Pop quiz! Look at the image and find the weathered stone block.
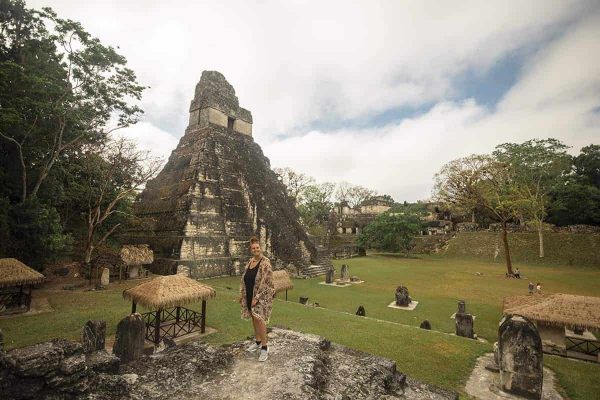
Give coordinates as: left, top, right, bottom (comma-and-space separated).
395, 285, 412, 307
455, 313, 474, 338
59, 353, 87, 375
420, 320, 432, 330
112, 313, 145, 363
100, 267, 110, 287
457, 300, 466, 314
82, 320, 106, 353
85, 351, 120, 374
325, 267, 335, 284
340, 264, 349, 281
6, 339, 80, 377
498, 315, 543, 399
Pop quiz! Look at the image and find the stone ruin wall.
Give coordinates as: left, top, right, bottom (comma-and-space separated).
128, 71, 318, 278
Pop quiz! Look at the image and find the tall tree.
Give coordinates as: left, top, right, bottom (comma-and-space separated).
572, 144, 600, 188
297, 182, 335, 232
0, 1, 145, 202
433, 154, 520, 274
274, 167, 315, 205
81, 138, 161, 263
335, 182, 376, 208
493, 139, 571, 258
357, 213, 422, 256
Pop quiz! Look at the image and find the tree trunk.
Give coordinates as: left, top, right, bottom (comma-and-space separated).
471, 210, 476, 223
84, 224, 95, 264
84, 245, 94, 264
501, 221, 513, 275
537, 222, 544, 258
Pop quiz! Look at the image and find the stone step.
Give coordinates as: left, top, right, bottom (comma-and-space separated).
301, 264, 330, 277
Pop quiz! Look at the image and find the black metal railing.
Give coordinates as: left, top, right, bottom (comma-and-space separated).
141, 305, 205, 344
566, 336, 600, 357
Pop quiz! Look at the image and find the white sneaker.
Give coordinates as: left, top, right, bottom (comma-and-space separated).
246, 342, 261, 352
258, 348, 269, 362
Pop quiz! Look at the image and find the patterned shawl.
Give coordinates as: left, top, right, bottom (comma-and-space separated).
239, 256, 275, 324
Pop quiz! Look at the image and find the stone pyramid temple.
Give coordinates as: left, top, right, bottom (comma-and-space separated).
129, 71, 328, 278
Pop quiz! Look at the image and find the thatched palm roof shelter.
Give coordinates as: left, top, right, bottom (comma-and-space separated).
0, 258, 45, 288
118, 245, 154, 280
123, 274, 215, 310
503, 293, 600, 331
272, 270, 293, 300
273, 270, 293, 293
0, 258, 45, 314
120, 245, 154, 266
123, 274, 216, 344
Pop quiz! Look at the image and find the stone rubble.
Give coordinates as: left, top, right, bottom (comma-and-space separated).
0, 328, 458, 400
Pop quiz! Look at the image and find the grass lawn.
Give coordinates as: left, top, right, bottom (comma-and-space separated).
1, 254, 599, 398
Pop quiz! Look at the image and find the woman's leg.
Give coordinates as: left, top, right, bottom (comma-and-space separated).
255, 316, 267, 346
251, 315, 261, 342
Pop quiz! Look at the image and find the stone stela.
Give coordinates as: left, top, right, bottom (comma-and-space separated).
498, 315, 543, 399
388, 285, 419, 311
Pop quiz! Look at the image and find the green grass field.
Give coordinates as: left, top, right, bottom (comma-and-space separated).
1, 254, 599, 398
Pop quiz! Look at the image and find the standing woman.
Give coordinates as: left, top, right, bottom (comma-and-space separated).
239, 236, 275, 361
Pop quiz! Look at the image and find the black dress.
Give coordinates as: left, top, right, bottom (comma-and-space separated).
244, 257, 262, 311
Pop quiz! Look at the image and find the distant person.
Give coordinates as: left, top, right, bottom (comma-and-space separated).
514, 268, 521, 279
239, 236, 275, 362
536, 282, 542, 293
528, 282, 535, 294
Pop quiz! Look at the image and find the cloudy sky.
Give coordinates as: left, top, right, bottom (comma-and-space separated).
31, 0, 600, 201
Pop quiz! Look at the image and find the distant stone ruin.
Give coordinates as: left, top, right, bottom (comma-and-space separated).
128, 71, 323, 278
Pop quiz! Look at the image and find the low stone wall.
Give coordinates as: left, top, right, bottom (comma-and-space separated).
0, 328, 458, 400
0, 338, 123, 399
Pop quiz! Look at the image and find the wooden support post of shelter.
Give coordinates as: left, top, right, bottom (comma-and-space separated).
273, 270, 293, 301
122, 274, 216, 345
0, 258, 45, 315
201, 300, 206, 333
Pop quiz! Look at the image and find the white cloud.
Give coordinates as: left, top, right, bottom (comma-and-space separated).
112, 122, 179, 165
28, 0, 600, 201
267, 10, 600, 201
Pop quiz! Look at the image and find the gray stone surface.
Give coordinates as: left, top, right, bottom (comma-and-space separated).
0, 338, 110, 399
121, 328, 457, 400
498, 315, 543, 399
0, 328, 458, 400
4, 338, 82, 377
82, 320, 106, 353
85, 351, 120, 374
466, 353, 562, 400
325, 266, 335, 284
395, 285, 412, 307
340, 264, 349, 281
455, 313, 474, 339
457, 300, 466, 314
100, 267, 110, 287
112, 313, 145, 363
